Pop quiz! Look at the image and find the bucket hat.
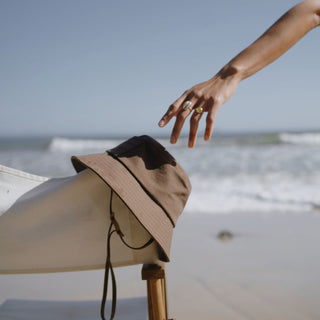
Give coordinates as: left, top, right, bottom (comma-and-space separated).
71, 135, 191, 262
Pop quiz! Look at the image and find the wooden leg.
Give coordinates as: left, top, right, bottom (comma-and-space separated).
148, 278, 166, 320
142, 263, 175, 320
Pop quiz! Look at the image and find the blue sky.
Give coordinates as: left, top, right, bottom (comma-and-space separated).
0, 0, 319, 137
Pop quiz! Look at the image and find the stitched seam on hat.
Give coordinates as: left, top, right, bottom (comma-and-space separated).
107, 152, 175, 227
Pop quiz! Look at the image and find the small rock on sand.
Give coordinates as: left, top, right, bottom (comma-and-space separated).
217, 230, 233, 242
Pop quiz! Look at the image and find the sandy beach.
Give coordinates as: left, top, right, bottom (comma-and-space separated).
166, 212, 320, 319
1, 211, 320, 319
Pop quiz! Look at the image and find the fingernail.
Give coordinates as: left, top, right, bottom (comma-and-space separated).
170, 137, 176, 144
158, 120, 165, 127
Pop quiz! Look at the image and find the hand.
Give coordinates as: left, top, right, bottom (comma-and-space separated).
158, 69, 241, 147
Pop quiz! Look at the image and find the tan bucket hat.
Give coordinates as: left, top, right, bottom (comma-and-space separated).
71, 135, 191, 262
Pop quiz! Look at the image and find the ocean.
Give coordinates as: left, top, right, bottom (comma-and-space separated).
0, 131, 319, 215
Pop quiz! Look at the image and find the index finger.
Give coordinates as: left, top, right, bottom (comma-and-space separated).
158, 91, 188, 127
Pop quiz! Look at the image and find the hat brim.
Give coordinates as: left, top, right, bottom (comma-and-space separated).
71, 153, 173, 262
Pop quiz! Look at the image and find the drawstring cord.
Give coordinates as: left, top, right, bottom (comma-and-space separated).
100, 190, 154, 320
100, 223, 117, 320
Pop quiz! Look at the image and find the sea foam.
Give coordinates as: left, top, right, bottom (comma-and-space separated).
48, 137, 121, 152
279, 132, 320, 145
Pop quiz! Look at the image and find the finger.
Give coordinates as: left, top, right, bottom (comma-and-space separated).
204, 106, 218, 141
188, 103, 205, 148
158, 104, 178, 127
158, 92, 188, 127
170, 95, 199, 143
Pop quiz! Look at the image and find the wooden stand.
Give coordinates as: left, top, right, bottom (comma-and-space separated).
141, 263, 175, 320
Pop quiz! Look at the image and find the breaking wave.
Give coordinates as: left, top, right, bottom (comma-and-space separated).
48, 137, 121, 152
279, 132, 320, 145
46, 131, 320, 153
48, 136, 199, 151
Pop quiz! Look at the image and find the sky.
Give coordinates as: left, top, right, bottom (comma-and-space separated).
0, 0, 319, 138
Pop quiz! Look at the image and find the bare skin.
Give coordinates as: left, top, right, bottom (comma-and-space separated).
158, 0, 320, 147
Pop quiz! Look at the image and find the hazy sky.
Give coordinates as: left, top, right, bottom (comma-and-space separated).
0, 0, 319, 138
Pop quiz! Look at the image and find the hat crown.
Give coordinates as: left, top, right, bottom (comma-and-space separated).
109, 135, 175, 167
108, 135, 191, 226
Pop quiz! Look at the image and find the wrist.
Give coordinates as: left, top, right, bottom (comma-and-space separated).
217, 63, 244, 82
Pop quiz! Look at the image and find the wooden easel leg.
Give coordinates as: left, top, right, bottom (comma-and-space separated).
142, 263, 175, 320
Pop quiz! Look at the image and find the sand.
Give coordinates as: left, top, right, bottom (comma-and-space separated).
1, 211, 320, 319
166, 212, 320, 319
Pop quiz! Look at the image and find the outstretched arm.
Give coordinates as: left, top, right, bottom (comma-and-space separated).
159, 0, 320, 147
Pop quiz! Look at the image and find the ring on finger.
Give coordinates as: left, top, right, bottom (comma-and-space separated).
182, 100, 193, 111
195, 107, 204, 114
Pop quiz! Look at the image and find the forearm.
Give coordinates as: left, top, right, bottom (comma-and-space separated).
159, 0, 320, 146
219, 0, 320, 80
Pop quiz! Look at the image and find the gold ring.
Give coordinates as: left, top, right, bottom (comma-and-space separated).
182, 101, 193, 111
195, 107, 204, 114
